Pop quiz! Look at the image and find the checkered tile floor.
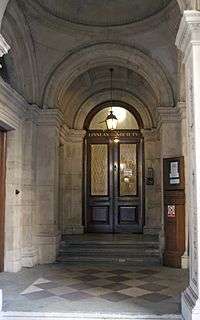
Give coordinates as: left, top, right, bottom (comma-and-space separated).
1, 263, 188, 315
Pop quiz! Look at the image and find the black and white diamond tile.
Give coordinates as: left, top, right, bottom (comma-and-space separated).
99, 292, 131, 302
19, 266, 179, 304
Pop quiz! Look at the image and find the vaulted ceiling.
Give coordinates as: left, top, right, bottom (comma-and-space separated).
1, 0, 182, 127
34, 0, 172, 27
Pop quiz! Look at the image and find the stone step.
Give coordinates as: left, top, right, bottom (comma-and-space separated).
61, 234, 159, 246
58, 251, 161, 264
60, 253, 160, 259
58, 234, 161, 265
57, 255, 161, 265
60, 249, 159, 256
60, 246, 159, 254
60, 241, 160, 252
60, 242, 159, 248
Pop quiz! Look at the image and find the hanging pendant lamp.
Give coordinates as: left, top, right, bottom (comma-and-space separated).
105, 68, 118, 130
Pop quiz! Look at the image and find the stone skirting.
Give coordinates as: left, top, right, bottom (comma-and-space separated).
34, 232, 61, 264
0, 312, 182, 320
62, 225, 84, 235
182, 286, 200, 320
143, 227, 161, 235
21, 247, 38, 268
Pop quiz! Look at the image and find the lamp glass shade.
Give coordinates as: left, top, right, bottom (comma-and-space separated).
106, 111, 118, 130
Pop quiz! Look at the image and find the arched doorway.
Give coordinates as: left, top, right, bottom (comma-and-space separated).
83, 102, 144, 233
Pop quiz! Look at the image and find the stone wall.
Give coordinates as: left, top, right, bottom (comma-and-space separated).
35, 109, 62, 263
58, 110, 183, 240
59, 127, 85, 235
143, 130, 162, 235
0, 0, 187, 272
0, 78, 62, 272
0, 75, 185, 272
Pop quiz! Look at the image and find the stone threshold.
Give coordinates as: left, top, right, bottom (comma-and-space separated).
0, 312, 182, 320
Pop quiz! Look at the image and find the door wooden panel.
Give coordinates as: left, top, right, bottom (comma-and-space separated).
85, 130, 144, 233
163, 157, 185, 268
86, 135, 113, 233
114, 140, 143, 233
0, 130, 6, 272
118, 206, 138, 224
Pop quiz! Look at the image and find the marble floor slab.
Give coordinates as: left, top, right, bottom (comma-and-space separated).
0, 262, 188, 316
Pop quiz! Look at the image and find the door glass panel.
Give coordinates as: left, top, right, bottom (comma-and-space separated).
120, 144, 137, 196
91, 144, 108, 196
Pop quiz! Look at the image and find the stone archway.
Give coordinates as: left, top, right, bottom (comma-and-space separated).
0, 0, 197, 65
59, 94, 156, 236
74, 90, 154, 130
0, 0, 199, 318
43, 43, 174, 110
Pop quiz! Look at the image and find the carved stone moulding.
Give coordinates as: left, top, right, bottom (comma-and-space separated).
0, 33, 9, 58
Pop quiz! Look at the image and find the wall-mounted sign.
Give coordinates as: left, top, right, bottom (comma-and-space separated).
88, 130, 141, 138
167, 205, 176, 218
170, 178, 180, 185
170, 162, 179, 178
169, 161, 180, 185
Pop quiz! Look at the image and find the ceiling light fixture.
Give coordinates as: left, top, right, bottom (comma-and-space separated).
105, 68, 118, 130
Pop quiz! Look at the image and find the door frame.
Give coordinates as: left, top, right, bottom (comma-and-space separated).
83, 102, 145, 233
83, 129, 145, 233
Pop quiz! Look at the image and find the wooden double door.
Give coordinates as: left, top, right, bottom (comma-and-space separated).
84, 130, 144, 233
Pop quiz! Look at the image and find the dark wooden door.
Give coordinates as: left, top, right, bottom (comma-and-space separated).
0, 130, 6, 272
84, 130, 144, 233
163, 157, 185, 268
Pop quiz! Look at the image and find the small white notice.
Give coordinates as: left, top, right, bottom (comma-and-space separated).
170, 161, 179, 178
170, 178, 180, 185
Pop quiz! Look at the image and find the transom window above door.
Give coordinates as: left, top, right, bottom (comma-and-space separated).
89, 106, 139, 130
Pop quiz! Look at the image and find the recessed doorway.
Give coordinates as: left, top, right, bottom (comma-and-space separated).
84, 104, 144, 233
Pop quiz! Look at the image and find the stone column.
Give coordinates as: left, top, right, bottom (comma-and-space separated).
178, 101, 189, 269
158, 107, 182, 160
176, 11, 200, 320
142, 129, 162, 235
60, 127, 86, 235
0, 23, 10, 312
158, 108, 183, 253
21, 107, 39, 267
4, 127, 23, 272
35, 109, 63, 263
